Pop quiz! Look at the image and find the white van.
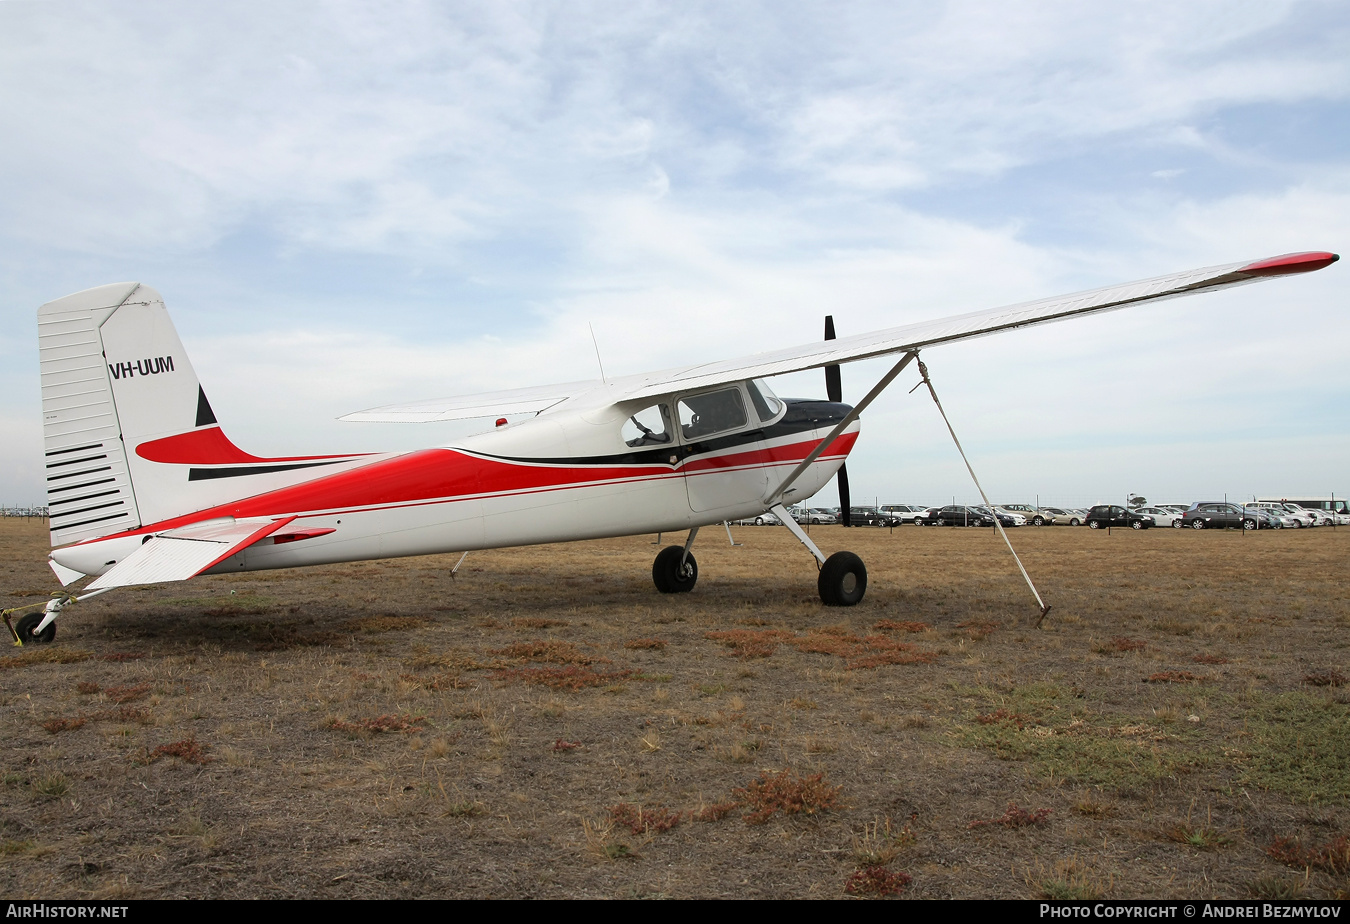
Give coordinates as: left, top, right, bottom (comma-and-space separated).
1255, 496, 1346, 514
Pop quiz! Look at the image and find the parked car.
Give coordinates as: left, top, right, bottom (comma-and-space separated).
1303, 507, 1336, 527
978, 506, 1025, 527
734, 511, 781, 526
1040, 506, 1083, 526
916, 506, 945, 525
1250, 508, 1284, 529
929, 505, 996, 527
998, 504, 1048, 526
1179, 502, 1259, 530
790, 506, 837, 525
1244, 503, 1302, 528
880, 504, 928, 524
1086, 505, 1153, 529
1278, 504, 1316, 528
848, 506, 901, 527
1134, 506, 1182, 528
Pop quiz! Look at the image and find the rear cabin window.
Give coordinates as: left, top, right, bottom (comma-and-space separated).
678, 388, 748, 440
621, 404, 673, 447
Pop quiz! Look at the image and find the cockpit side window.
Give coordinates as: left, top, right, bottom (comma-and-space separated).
621, 404, 673, 447
747, 378, 784, 424
677, 388, 748, 440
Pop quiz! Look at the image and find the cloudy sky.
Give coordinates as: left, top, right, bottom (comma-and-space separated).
2, 1, 1346, 510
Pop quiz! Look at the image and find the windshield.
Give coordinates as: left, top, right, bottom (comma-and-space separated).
747, 379, 785, 424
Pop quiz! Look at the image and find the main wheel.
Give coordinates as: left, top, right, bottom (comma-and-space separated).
1032, 515, 1045, 526
1131, 520, 1145, 530
818, 551, 867, 607
15, 613, 56, 644
1243, 518, 1257, 531
1191, 520, 1205, 530
652, 546, 698, 594
1069, 518, 1080, 527
1088, 520, 1100, 529
1171, 519, 1183, 529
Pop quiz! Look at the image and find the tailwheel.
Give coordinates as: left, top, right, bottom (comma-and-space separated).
15, 613, 56, 644
818, 551, 867, 607
652, 546, 698, 594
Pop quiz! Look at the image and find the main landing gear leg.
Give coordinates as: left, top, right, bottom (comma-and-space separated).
769, 504, 867, 607
653, 528, 699, 594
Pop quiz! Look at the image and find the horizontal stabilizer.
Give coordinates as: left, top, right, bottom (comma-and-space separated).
85, 516, 296, 590
49, 560, 86, 587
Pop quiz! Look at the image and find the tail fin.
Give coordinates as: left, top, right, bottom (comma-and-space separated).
40, 283, 207, 545
39, 283, 369, 548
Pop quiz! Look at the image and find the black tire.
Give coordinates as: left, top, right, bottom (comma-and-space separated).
15, 612, 56, 645
1069, 518, 1080, 527
1191, 520, 1205, 530
754, 516, 765, 526
1032, 516, 1045, 526
818, 551, 867, 607
1088, 520, 1100, 529
1243, 519, 1256, 531
1171, 519, 1183, 529
1131, 520, 1145, 530
652, 546, 698, 594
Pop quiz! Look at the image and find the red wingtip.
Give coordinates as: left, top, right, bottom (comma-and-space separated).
1238, 251, 1339, 277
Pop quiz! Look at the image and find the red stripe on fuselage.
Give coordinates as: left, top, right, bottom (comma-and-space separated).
135, 426, 368, 465
682, 431, 858, 474
109, 430, 858, 538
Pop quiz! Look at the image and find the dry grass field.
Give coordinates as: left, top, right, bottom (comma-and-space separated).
1, 516, 1347, 899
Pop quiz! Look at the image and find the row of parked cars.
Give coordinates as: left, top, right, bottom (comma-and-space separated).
739, 499, 1347, 531
1099, 501, 1350, 531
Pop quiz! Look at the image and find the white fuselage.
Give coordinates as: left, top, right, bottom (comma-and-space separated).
53, 395, 857, 579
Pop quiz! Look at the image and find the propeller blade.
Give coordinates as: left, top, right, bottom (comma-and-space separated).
824, 315, 851, 527
824, 316, 842, 403
836, 461, 852, 526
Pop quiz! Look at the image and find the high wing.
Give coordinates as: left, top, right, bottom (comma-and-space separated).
626, 251, 1337, 399
342, 251, 1336, 420
85, 516, 298, 590
340, 380, 596, 422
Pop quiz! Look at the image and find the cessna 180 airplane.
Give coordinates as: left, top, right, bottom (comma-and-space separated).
13, 250, 1337, 644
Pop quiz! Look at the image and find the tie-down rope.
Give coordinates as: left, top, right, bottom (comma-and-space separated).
912, 356, 1053, 628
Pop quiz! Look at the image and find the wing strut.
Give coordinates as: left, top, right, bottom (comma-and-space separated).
766, 350, 919, 507
913, 357, 1051, 627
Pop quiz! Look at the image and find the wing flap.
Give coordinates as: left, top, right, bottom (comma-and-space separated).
85, 516, 296, 590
